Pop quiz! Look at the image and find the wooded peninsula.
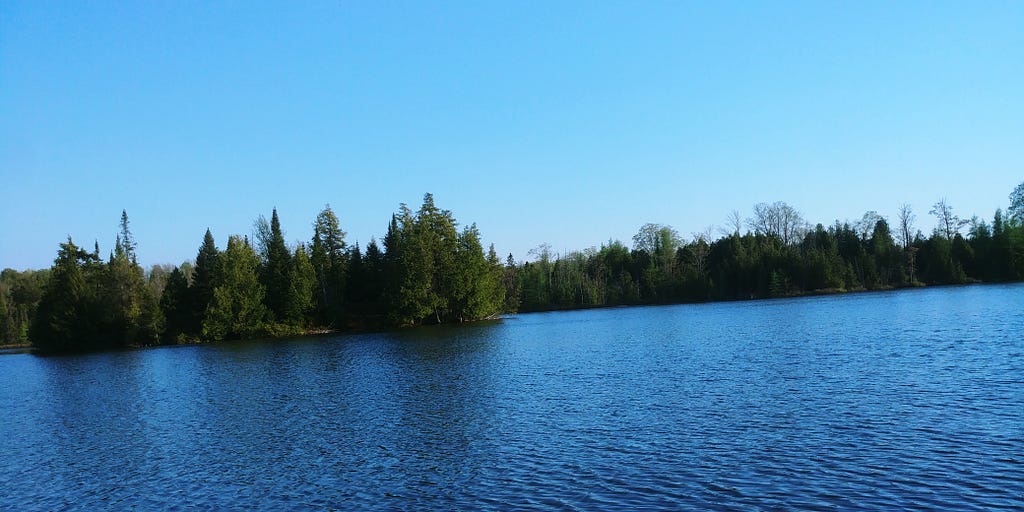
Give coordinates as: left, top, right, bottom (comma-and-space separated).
3, 185, 1024, 353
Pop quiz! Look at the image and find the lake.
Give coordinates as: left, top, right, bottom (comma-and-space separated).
1, 284, 1022, 510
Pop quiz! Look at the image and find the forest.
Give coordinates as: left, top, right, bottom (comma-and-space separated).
3, 185, 1024, 353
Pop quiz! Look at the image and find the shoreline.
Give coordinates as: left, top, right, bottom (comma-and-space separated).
10, 279, 1019, 356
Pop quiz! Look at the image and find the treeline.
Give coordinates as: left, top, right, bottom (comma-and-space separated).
512, 194, 1024, 312
3, 185, 1024, 352
7, 194, 505, 352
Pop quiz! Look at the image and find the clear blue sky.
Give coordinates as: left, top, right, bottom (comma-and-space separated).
2, 1, 1022, 270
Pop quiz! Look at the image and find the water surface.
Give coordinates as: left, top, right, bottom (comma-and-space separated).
2, 284, 1022, 510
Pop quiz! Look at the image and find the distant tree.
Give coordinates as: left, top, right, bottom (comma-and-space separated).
146, 264, 174, 300
930, 198, 967, 240
870, 219, 902, 286
503, 253, 520, 313
310, 205, 347, 323
896, 204, 915, 248
190, 229, 220, 334
748, 201, 806, 245
405, 193, 459, 324
450, 225, 504, 321
0, 283, 10, 344
284, 243, 316, 325
362, 238, 386, 314
119, 209, 138, 264
203, 236, 267, 341
1009, 181, 1024, 222
689, 227, 714, 279
106, 220, 161, 346
2, 268, 47, 344
30, 238, 90, 352
896, 204, 919, 283
160, 267, 191, 342
261, 208, 292, 321
632, 223, 682, 257
723, 209, 743, 237
855, 211, 885, 242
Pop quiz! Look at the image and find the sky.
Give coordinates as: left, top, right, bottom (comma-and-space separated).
2, 1, 1022, 270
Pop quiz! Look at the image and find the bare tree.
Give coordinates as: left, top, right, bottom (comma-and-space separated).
930, 198, 967, 240
896, 204, 915, 248
722, 209, 743, 237
690, 226, 715, 278
748, 201, 807, 245
855, 211, 885, 242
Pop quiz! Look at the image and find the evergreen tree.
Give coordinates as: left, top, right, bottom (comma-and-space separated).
354, 238, 383, 315
203, 236, 267, 341
160, 267, 191, 341
261, 208, 291, 321
119, 209, 138, 264
450, 224, 501, 321
382, 212, 407, 321
104, 211, 161, 346
284, 244, 316, 325
310, 205, 347, 323
503, 253, 521, 313
414, 193, 459, 323
30, 238, 90, 352
190, 229, 220, 334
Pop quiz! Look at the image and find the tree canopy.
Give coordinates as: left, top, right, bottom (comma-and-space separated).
14, 183, 1024, 352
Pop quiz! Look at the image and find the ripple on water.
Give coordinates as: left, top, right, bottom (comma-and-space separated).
1, 284, 1023, 510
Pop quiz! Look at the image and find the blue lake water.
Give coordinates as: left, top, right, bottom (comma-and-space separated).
1, 284, 1022, 510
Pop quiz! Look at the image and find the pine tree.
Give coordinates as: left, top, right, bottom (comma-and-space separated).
160, 267, 191, 341
190, 229, 220, 334
119, 209, 137, 264
262, 208, 291, 321
105, 211, 159, 346
362, 238, 386, 314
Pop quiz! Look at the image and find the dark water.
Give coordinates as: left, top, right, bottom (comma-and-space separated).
2, 285, 1022, 510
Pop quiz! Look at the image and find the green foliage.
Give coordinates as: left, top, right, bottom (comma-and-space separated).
381, 194, 503, 324
261, 208, 292, 321
310, 205, 347, 324
31, 238, 90, 352
202, 236, 268, 341
1, 269, 45, 344
284, 244, 316, 325
1009, 181, 1024, 222
191, 229, 220, 335
160, 267, 191, 341
21, 185, 1024, 350
104, 213, 162, 346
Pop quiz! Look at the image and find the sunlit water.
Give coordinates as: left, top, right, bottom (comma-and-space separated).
2, 284, 1022, 510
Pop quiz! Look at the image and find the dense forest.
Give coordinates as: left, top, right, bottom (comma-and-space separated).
3, 185, 1024, 353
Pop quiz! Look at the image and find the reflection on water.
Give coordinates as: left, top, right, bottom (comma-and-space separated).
1, 285, 1022, 510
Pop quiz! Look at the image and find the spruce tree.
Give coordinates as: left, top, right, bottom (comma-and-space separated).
160, 267, 191, 341
30, 238, 89, 352
190, 229, 220, 335
105, 211, 159, 347
262, 208, 291, 321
